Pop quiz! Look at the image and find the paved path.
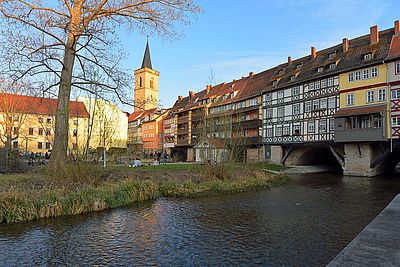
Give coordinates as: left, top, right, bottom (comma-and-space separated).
328, 194, 400, 267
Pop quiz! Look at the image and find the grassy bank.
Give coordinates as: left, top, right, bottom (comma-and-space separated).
0, 163, 288, 224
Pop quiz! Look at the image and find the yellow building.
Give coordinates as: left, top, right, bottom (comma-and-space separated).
77, 97, 129, 150
0, 93, 89, 154
133, 41, 160, 111
335, 62, 390, 142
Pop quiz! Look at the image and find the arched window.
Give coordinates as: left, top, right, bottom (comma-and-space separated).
139, 77, 143, 88
150, 77, 154, 89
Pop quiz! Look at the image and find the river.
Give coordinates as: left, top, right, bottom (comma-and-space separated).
0, 172, 399, 266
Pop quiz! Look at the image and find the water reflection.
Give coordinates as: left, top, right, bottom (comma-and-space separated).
0, 173, 399, 266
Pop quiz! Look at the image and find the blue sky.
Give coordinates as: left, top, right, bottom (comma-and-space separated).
119, 0, 399, 110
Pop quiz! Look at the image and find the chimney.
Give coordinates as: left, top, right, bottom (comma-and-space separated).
288, 56, 292, 66
311, 46, 316, 60
395, 20, 400, 35
206, 85, 211, 94
370, 25, 379, 45
178, 95, 183, 102
188, 90, 195, 100
342, 38, 349, 53
249, 72, 254, 78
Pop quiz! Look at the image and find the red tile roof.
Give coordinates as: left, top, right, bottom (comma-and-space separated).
0, 93, 89, 118
386, 34, 400, 61
128, 111, 144, 122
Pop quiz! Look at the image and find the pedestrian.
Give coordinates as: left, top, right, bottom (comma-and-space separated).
157, 152, 161, 164
162, 152, 168, 165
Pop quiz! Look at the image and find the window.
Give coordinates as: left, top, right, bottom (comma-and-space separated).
28, 127, 34, 135
330, 119, 335, 131
328, 78, 334, 87
46, 142, 51, 149
346, 94, 354, 106
296, 63, 303, 70
355, 71, 361, 81
363, 69, 370, 79
329, 52, 336, 59
150, 77, 154, 89
73, 129, 78, 137
293, 104, 300, 115
139, 77, 143, 87
363, 53, 372, 61
305, 101, 312, 112
392, 117, 400, 127
46, 118, 52, 124
38, 128, 44, 135
392, 90, 400, 100
328, 97, 336, 108
265, 93, 272, 101
266, 109, 273, 118
38, 142, 43, 149
320, 98, 327, 109
293, 125, 301, 135
283, 126, 290, 136
45, 128, 51, 136
361, 117, 370, 128
266, 128, 273, 137
312, 100, 320, 111
378, 88, 386, 102
373, 115, 382, 128
308, 121, 315, 132
315, 81, 320, 90
292, 86, 300, 95
329, 63, 336, 70
38, 117, 43, 123
277, 107, 284, 117
366, 90, 375, 103
396, 62, 400, 75
276, 127, 282, 136
73, 120, 78, 126
371, 67, 378, 78
319, 120, 327, 133
250, 98, 258, 106
321, 79, 327, 88
348, 72, 354, 82
278, 90, 284, 98
245, 114, 251, 121
272, 80, 278, 86
317, 67, 324, 73
309, 83, 314, 90
290, 75, 296, 81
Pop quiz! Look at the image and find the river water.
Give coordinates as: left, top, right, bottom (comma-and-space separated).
0, 173, 399, 266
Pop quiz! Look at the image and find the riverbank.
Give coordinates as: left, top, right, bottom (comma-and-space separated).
0, 163, 288, 224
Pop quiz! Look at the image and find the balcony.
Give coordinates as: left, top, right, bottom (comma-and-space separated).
232, 119, 262, 130
335, 127, 386, 142
177, 116, 189, 123
176, 138, 189, 146
177, 128, 189, 135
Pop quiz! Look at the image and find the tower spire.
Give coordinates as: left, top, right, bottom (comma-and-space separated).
141, 39, 153, 69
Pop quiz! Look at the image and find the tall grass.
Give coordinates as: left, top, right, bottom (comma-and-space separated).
0, 163, 288, 224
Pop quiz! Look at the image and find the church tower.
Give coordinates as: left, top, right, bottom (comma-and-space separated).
134, 40, 160, 111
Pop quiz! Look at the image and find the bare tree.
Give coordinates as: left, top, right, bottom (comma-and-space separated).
0, 0, 200, 173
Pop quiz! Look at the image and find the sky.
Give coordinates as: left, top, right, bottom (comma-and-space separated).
118, 0, 399, 111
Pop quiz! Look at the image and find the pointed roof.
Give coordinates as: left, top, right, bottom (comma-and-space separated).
141, 40, 153, 69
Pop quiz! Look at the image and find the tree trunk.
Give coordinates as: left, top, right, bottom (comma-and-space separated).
47, 42, 77, 173
47, 1, 83, 174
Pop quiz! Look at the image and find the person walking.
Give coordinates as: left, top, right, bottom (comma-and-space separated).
162, 152, 168, 165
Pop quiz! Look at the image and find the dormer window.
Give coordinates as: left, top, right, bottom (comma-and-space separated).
363, 53, 372, 61
278, 69, 284, 75
328, 52, 336, 59
329, 63, 336, 70
296, 63, 303, 70
317, 67, 324, 73
290, 75, 296, 81
272, 80, 278, 86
